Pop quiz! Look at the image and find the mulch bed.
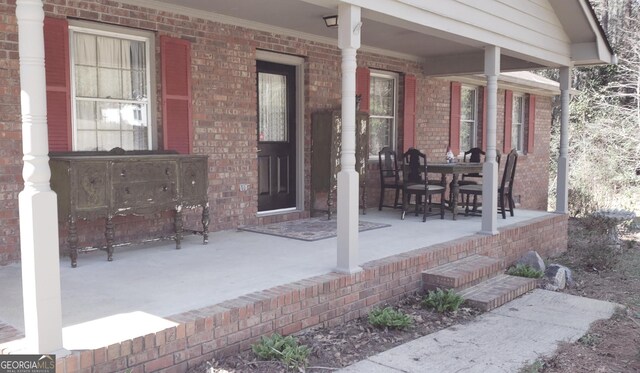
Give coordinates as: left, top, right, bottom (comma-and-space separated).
190, 292, 480, 372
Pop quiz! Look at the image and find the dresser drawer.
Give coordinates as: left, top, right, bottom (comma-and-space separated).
112, 181, 178, 211
111, 161, 177, 184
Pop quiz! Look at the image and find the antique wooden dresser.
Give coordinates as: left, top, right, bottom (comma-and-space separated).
49, 151, 209, 267
311, 110, 369, 219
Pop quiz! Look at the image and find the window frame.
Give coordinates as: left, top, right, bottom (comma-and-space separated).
368, 70, 398, 159
459, 85, 478, 154
68, 20, 156, 151
511, 92, 525, 153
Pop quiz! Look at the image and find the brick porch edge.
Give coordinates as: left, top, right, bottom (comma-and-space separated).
55, 213, 568, 373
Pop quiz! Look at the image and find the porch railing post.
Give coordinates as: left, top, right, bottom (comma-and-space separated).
16, 0, 65, 353
481, 46, 500, 235
556, 66, 572, 214
336, 3, 362, 274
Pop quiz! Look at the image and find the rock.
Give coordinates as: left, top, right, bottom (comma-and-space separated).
543, 264, 573, 291
516, 250, 546, 272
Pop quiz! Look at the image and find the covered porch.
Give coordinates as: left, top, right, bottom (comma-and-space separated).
1, 209, 566, 360
10, 0, 613, 363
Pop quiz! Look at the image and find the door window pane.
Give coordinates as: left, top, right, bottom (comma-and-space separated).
258, 72, 288, 142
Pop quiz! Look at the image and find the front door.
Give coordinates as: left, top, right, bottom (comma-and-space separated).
257, 61, 296, 212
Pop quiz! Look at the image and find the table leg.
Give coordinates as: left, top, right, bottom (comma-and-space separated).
451, 173, 459, 220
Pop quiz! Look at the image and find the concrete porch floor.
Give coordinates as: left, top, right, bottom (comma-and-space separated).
0, 208, 552, 351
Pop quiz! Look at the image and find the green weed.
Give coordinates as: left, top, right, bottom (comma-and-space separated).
421, 288, 464, 313
367, 307, 414, 329
507, 264, 544, 278
251, 333, 310, 370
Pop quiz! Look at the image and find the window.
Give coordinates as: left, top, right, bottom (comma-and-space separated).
512, 93, 525, 152
368, 71, 398, 157
69, 24, 153, 151
460, 86, 478, 153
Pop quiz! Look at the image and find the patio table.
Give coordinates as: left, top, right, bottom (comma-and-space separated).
429, 162, 484, 220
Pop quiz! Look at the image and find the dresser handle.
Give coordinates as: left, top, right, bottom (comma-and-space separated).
121, 170, 126, 177
165, 168, 170, 175
162, 185, 168, 191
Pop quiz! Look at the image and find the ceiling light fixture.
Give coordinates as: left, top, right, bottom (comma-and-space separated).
323, 15, 338, 28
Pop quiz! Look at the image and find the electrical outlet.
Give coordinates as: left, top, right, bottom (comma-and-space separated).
239, 184, 249, 191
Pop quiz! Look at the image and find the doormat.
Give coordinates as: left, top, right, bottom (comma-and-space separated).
239, 217, 391, 241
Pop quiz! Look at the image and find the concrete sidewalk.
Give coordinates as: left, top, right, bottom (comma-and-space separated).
338, 290, 618, 373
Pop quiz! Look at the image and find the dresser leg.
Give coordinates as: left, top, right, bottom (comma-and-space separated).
175, 206, 183, 250
68, 216, 78, 268
327, 188, 334, 220
202, 203, 210, 244
105, 216, 114, 261
362, 185, 367, 215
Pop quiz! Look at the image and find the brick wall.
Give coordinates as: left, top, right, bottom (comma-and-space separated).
0, 0, 554, 265
53, 213, 568, 373
0, 2, 22, 265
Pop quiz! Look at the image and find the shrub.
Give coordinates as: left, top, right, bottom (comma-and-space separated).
367, 307, 414, 329
507, 264, 544, 278
422, 288, 464, 313
251, 333, 310, 370
569, 221, 620, 271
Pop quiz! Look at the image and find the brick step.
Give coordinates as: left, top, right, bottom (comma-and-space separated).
422, 255, 503, 291
457, 274, 538, 311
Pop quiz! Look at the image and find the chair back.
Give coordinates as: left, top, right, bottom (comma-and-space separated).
501, 149, 518, 191
402, 148, 426, 184
378, 147, 399, 179
463, 147, 485, 163
463, 147, 485, 178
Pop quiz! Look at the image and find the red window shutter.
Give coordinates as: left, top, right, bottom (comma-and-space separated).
356, 67, 370, 113
403, 74, 416, 151
449, 82, 461, 154
44, 17, 71, 152
481, 86, 487, 151
503, 90, 513, 153
527, 95, 536, 154
161, 36, 192, 154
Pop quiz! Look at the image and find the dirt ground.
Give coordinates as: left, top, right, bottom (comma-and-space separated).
534, 218, 640, 373
191, 218, 640, 373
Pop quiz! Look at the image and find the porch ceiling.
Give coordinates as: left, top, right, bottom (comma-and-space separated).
139, 0, 615, 75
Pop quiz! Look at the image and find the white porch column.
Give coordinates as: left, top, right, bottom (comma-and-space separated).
336, 3, 362, 274
16, 0, 64, 353
481, 46, 500, 235
556, 66, 571, 214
